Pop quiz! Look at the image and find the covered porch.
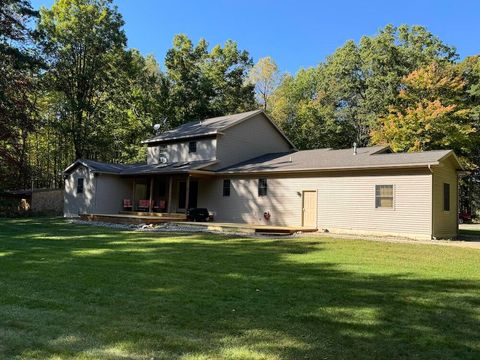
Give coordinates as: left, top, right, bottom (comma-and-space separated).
121, 171, 211, 216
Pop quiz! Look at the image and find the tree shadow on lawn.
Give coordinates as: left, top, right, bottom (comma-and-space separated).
1, 219, 480, 359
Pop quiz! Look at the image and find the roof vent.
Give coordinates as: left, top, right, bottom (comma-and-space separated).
353, 142, 357, 155
289, 156, 293, 163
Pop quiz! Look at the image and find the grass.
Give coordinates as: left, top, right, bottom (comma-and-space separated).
1, 218, 479, 360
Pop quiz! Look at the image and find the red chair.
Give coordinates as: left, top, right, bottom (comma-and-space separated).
158, 200, 166, 212
138, 200, 150, 212
123, 199, 133, 211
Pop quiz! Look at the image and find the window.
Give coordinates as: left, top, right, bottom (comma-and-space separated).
189, 141, 197, 153
258, 178, 268, 196
375, 185, 393, 208
77, 178, 84, 194
223, 179, 231, 197
444, 183, 450, 211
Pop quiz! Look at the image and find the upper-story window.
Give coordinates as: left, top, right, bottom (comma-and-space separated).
77, 178, 84, 194
189, 141, 197, 153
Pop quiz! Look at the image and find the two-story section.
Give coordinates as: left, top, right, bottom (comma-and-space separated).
64, 109, 462, 239
142, 110, 295, 169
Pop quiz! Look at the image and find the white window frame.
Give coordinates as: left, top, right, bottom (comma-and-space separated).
374, 184, 395, 210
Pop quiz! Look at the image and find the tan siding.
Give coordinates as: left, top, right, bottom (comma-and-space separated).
147, 138, 217, 164
64, 166, 95, 217
64, 166, 133, 216
214, 113, 292, 170
94, 174, 132, 214
432, 157, 459, 238
198, 169, 433, 238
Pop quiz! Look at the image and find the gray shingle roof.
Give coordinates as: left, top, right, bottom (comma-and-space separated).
64, 159, 216, 175
65, 146, 460, 176
143, 110, 263, 144
219, 146, 459, 173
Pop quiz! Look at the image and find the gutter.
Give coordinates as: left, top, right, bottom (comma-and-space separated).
141, 132, 218, 144
217, 162, 440, 176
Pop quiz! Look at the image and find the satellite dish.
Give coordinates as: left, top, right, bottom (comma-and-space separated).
159, 152, 168, 164
153, 124, 161, 132
159, 156, 168, 164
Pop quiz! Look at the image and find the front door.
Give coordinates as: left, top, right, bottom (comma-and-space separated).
302, 190, 317, 228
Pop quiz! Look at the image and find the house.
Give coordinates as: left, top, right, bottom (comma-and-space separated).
64, 109, 463, 239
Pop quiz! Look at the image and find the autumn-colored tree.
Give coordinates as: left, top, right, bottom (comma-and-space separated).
270, 25, 457, 150
247, 56, 281, 110
371, 62, 476, 161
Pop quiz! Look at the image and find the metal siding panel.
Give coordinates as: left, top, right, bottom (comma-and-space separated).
147, 138, 217, 164
94, 175, 133, 214
198, 171, 433, 236
215, 113, 292, 170
432, 158, 458, 238
64, 166, 95, 217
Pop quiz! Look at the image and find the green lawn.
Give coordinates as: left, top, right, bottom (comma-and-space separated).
1, 219, 479, 360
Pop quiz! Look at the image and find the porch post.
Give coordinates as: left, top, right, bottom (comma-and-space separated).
167, 176, 173, 213
132, 178, 136, 211
185, 174, 190, 213
149, 176, 154, 213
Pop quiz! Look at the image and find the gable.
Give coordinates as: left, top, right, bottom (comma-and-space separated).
214, 112, 294, 169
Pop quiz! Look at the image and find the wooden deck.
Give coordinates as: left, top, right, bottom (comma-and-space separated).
80, 213, 187, 224
79, 213, 317, 234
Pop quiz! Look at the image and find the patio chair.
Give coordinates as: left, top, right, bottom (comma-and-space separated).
123, 199, 133, 211
157, 200, 167, 212
138, 199, 150, 212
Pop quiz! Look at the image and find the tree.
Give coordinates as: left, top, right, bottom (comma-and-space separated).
38, 0, 127, 159
206, 40, 255, 115
270, 67, 345, 150
0, 0, 41, 189
371, 62, 476, 161
98, 49, 172, 163
165, 34, 255, 126
247, 56, 281, 110
269, 24, 459, 150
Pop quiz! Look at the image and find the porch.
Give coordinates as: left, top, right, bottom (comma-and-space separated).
125, 172, 209, 215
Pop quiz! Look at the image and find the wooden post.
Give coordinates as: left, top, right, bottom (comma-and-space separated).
132, 178, 136, 212
149, 176, 154, 213
167, 176, 173, 214
185, 175, 190, 213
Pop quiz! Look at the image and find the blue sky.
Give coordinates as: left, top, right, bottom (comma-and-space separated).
31, 0, 480, 74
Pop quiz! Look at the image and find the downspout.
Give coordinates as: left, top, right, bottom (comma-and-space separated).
456, 171, 460, 239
